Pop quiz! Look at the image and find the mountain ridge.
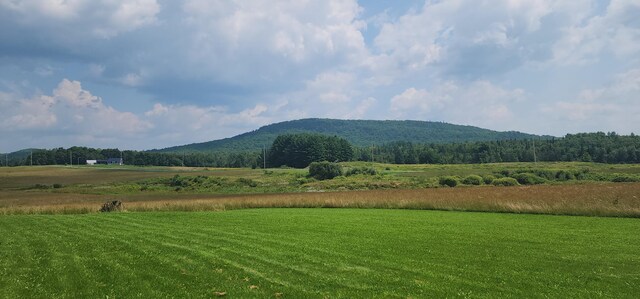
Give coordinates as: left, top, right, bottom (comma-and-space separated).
153, 118, 550, 153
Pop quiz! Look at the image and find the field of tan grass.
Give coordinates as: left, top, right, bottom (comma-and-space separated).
2, 183, 639, 217
1, 164, 639, 216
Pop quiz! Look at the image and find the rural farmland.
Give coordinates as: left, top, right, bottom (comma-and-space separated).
1, 162, 640, 297
2, 1, 640, 297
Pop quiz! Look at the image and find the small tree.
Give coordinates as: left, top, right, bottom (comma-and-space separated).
309, 161, 343, 180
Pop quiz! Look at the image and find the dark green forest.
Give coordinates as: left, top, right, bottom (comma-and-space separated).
355, 132, 640, 164
3, 132, 638, 167
266, 134, 353, 168
155, 118, 543, 153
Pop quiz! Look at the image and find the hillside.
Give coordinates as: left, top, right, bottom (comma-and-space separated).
154, 118, 546, 153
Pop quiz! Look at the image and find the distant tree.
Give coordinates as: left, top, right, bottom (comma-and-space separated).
267, 133, 353, 168
309, 161, 343, 180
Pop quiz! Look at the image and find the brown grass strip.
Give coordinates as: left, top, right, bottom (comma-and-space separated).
2, 183, 639, 217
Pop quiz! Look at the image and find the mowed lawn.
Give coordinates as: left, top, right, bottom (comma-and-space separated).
1, 209, 639, 298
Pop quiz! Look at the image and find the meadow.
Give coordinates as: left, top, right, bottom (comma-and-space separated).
1, 162, 639, 216
1, 208, 639, 298
1, 163, 640, 297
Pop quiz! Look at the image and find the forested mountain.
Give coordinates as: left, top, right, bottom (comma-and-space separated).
154, 118, 544, 153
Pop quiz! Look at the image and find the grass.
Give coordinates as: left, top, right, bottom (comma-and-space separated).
1, 163, 640, 216
0, 209, 639, 298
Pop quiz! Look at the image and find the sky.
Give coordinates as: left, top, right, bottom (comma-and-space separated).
1, 0, 639, 152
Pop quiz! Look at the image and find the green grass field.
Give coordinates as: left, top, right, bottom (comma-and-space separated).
1, 209, 639, 298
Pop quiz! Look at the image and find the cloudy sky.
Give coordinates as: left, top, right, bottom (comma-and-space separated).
1, 0, 639, 152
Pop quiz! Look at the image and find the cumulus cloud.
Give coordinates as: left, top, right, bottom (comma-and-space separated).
0, 0, 160, 38
370, 0, 596, 79
389, 81, 524, 129
552, 0, 640, 64
0, 1, 639, 151
541, 68, 640, 134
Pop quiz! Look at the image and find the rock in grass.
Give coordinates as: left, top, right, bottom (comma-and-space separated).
99, 200, 124, 212
213, 291, 227, 296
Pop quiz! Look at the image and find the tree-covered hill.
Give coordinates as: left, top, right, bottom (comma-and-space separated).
154, 118, 546, 153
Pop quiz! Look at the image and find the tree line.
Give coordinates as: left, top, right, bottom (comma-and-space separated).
3, 132, 638, 168
354, 132, 640, 164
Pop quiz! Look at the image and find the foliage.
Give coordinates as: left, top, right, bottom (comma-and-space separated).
462, 175, 483, 185
611, 175, 640, 183
267, 133, 353, 168
345, 166, 378, 176
308, 161, 343, 180
510, 173, 547, 185
482, 174, 496, 184
492, 177, 520, 186
439, 176, 459, 187
354, 132, 640, 165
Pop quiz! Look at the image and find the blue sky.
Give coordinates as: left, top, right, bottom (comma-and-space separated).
1, 0, 639, 152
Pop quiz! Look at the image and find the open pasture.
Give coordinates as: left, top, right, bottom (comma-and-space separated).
1, 209, 639, 298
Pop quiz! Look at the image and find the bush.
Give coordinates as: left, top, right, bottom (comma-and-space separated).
510, 173, 546, 185
482, 174, 496, 184
555, 170, 575, 181
345, 167, 378, 176
462, 175, 483, 185
611, 175, 640, 183
235, 178, 258, 187
309, 161, 343, 180
439, 176, 459, 187
52, 183, 63, 189
492, 177, 520, 186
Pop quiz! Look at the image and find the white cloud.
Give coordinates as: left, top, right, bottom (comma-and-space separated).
552, 0, 640, 64
390, 81, 524, 129
541, 68, 640, 134
181, 0, 368, 82
0, 79, 151, 147
0, 0, 160, 38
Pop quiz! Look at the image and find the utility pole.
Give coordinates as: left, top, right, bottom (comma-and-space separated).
263, 145, 266, 169
182, 152, 185, 167
371, 145, 374, 163
69, 151, 72, 166
533, 139, 537, 163
30, 151, 33, 166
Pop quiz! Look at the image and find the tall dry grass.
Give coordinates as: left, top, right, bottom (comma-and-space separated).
2, 183, 639, 217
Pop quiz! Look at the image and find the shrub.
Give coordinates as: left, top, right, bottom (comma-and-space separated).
308, 161, 343, 180
555, 170, 575, 181
611, 175, 640, 183
33, 184, 51, 189
345, 167, 378, 176
530, 169, 557, 180
52, 183, 63, 189
492, 177, 520, 186
236, 178, 258, 187
510, 173, 546, 185
439, 176, 459, 187
462, 175, 483, 185
482, 174, 496, 184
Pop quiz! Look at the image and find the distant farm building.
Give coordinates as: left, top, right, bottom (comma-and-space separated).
86, 158, 123, 165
